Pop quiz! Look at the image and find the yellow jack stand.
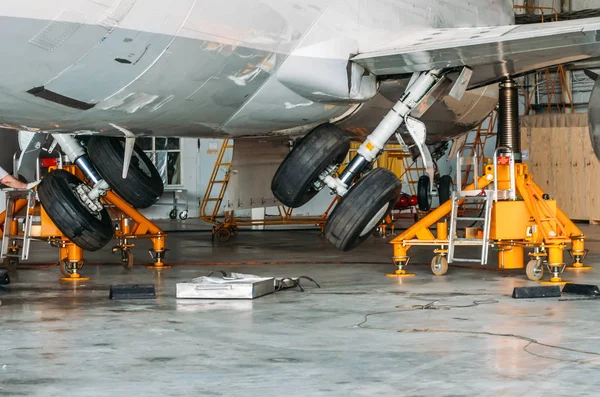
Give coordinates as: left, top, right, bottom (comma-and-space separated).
59, 243, 89, 282
389, 161, 587, 283
0, 164, 170, 280
386, 269, 416, 278
565, 236, 591, 271
565, 264, 592, 271
539, 247, 570, 285
103, 191, 171, 270
541, 278, 570, 285
386, 254, 415, 277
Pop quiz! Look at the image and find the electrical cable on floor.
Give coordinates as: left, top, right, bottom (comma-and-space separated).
356, 299, 498, 327
355, 299, 600, 365
275, 276, 320, 292
206, 270, 320, 292
207, 270, 230, 277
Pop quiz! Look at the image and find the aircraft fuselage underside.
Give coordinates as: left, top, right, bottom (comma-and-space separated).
0, 0, 512, 141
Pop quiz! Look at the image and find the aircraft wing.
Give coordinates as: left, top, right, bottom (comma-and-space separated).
352, 17, 600, 88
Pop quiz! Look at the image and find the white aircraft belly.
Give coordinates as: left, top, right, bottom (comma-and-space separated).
0, 0, 515, 138
44, 1, 196, 104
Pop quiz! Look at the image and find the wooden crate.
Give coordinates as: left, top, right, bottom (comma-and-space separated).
520, 113, 600, 223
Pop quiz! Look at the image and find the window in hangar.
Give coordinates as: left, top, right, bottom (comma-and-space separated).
138, 137, 182, 186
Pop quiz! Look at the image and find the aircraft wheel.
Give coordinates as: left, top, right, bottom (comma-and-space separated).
417, 175, 432, 211
272, 123, 350, 208
325, 168, 401, 251
38, 170, 114, 251
87, 136, 164, 209
438, 175, 453, 206
526, 259, 544, 281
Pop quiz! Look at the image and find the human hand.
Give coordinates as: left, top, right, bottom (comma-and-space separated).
25, 180, 41, 190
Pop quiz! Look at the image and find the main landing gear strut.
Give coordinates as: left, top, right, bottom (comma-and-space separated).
273, 68, 460, 250
35, 133, 168, 276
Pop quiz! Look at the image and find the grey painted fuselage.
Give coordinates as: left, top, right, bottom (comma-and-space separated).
0, 0, 514, 141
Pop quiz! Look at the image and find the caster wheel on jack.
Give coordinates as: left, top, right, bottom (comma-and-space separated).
431, 255, 448, 276
216, 227, 232, 242
121, 249, 134, 270
526, 259, 544, 281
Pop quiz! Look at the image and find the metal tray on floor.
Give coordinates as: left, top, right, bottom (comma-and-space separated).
176, 273, 274, 300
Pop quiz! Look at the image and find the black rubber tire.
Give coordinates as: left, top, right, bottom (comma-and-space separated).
87, 136, 164, 209
38, 170, 114, 251
417, 175, 432, 211
325, 168, 402, 251
272, 123, 350, 208
438, 175, 453, 206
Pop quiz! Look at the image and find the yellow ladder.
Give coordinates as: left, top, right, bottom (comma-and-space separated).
460, 111, 497, 214
462, 110, 497, 189
400, 157, 426, 196
199, 139, 234, 224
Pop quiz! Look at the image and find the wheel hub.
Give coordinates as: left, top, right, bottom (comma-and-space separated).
72, 183, 103, 219
313, 163, 340, 191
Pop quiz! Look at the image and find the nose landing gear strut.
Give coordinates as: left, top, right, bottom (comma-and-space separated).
323, 69, 454, 250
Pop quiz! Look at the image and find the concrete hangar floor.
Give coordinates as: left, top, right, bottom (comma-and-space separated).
2, 221, 600, 396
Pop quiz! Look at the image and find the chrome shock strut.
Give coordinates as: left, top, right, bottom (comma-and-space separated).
322, 69, 444, 196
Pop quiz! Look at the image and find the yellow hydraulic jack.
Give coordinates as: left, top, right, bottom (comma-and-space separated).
389, 158, 586, 284
389, 78, 588, 284
0, 164, 169, 281
106, 190, 170, 270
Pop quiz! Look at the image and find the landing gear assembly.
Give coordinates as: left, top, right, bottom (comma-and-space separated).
273, 69, 458, 249
1, 133, 170, 278
87, 136, 164, 209
272, 123, 350, 208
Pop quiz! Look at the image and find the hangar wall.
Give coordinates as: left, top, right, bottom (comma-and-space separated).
139, 138, 336, 220
521, 113, 600, 221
